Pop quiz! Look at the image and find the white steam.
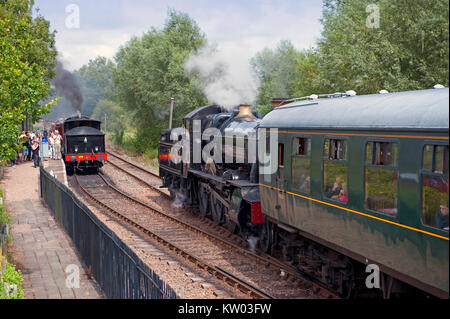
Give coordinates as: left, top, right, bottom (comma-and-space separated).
184, 44, 260, 110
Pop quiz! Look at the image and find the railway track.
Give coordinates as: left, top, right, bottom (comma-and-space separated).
107, 150, 162, 179
101, 152, 338, 299
74, 172, 273, 299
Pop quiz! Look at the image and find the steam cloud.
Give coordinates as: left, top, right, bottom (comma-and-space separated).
51, 61, 83, 116
184, 45, 260, 110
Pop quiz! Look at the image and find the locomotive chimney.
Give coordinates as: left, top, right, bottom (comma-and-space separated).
235, 104, 256, 121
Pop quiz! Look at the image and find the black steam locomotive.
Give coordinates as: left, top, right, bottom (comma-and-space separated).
159, 104, 263, 237
59, 115, 107, 175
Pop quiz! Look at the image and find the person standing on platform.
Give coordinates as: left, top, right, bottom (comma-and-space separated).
54, 130, 62, 160
32, 138, 40, 168
26, 131, 32, 161
48, 131, 55, 159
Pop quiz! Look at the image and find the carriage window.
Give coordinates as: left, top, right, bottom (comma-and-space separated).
366, 142, 398, 166
422, 145, 449, 231
324, 138, 347, 160
295, 138, 309, 156
423, 145, 449, 174
323, 138, 348, 203
292, 138, 311, 193
365, 142, 398, 217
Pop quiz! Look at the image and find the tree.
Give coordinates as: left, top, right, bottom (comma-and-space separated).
316, 0, 449, 94
91, 99, 125, 145
251, 40, 319, 115
0, 0, 57, 163
113, 9, 207, 151
75, 56, 115, 117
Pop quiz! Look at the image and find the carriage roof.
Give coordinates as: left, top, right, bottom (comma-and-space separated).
260, 88, 449, 132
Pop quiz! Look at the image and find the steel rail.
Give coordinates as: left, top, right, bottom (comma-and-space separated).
74, 173, 274, 299
103, 150, 338, 298
106, 150, 161, 179
106, 157, 170, 199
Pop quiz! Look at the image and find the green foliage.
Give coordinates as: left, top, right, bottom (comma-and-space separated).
76, 57, 115, 117
91, 99, 125, 145
0, 260, 25, 299
113, 9, 208, 151
0, 204, 11, 226
0, 0, 57, 163
317, 0, 449, 94
252, 0, 448, 110
251, 40, 301, 114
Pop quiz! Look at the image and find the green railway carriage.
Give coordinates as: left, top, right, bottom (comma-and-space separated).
259, 88, 449, 298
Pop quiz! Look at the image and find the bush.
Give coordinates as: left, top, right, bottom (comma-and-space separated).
0, 261, 25, 299
0, 204, 11, 226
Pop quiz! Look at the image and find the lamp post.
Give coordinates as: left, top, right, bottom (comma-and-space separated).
169, 97, 174, 129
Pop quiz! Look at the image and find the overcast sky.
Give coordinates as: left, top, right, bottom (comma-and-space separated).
33, 0, 323, 71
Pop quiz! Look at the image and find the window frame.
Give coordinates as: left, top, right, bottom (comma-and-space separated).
420, 141, 449, 233
363, 138, 400, 219
291, 135, 312, 194
322, 136, 349, 205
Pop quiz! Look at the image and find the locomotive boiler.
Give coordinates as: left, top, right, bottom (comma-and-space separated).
159, 104, 264, 237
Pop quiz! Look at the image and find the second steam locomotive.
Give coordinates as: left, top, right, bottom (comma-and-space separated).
55, 115, 107, 175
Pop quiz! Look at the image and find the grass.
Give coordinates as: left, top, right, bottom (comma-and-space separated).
106, 134, 159, 172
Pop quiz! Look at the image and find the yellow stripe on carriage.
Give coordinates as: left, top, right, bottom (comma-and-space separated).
260, 183, 449, 241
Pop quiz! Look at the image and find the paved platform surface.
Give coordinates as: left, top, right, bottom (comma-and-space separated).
42, 158, 68, 186
0, 161, 104, 299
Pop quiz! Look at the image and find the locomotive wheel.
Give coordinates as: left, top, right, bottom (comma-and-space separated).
198, 183, 210, 217
211, 196, 224, 225
259, 221, 273, 254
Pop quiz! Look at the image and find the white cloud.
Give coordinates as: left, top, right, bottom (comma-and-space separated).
36, 0, 323, 70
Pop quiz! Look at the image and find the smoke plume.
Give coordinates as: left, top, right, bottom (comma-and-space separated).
51, 61, 83, 116
184, 44, 260, 110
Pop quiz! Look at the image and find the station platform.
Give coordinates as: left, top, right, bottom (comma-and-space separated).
42, 158, 68, 186
0, 161, 103, 299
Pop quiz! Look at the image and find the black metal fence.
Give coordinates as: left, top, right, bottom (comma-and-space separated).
40, 167, 177, 299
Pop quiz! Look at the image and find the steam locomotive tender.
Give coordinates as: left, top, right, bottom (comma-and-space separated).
61, 115, 107, 175
159, 88, 449, 298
